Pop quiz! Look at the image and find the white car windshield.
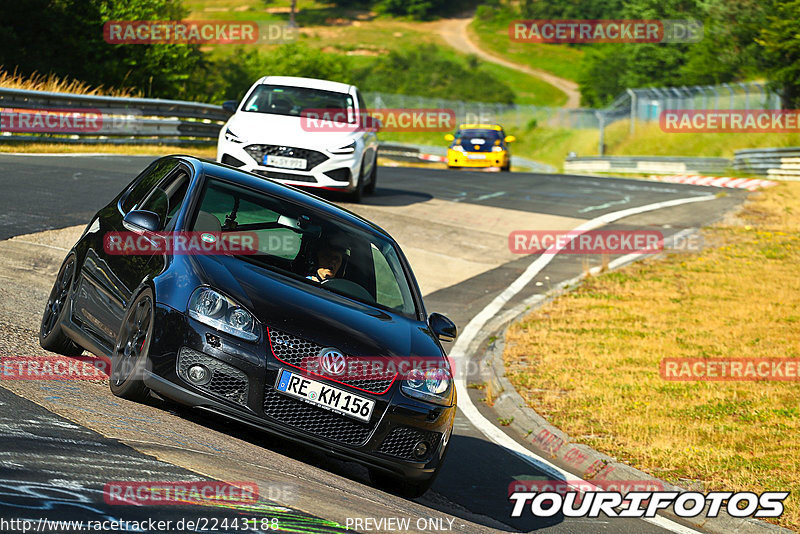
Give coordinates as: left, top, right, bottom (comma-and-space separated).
242, 84, 356, 121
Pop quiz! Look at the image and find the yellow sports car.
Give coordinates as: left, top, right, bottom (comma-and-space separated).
445, 124, 516, 171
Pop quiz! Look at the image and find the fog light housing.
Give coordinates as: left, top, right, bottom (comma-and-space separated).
413, 441, 429, 459
187, 364, 211, 385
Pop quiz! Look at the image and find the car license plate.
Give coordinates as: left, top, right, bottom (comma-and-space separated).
264, 155, 307, 170
275, 370, 374, 423
467, 153, 486, 159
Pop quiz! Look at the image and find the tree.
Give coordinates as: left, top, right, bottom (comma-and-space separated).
0, 0, 204, 98
757, 0, 800, 108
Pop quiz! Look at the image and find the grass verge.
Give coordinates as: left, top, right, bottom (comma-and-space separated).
0, 143, 216, 158
502, 182, 800, 530
469, 7, 584, 83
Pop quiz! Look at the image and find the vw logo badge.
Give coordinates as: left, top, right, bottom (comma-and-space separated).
319, 348, 346, 376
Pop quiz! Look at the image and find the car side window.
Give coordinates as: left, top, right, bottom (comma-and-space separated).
121, 159, 178, 214
139, 167, 191, 231
370, 243, 414, 315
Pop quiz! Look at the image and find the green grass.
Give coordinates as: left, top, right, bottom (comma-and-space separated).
470, 8, 584, 82
188, 1, 568, 107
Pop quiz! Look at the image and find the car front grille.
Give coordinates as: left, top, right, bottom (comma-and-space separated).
252, 170, 317, 182
267, 328, 396, 394
378, 426, 441, 461
177, 347, 248, 405
262, 387, 376, 446
244, 144, 328, 170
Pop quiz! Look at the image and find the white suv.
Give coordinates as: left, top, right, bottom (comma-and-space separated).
217, 76, 379, 202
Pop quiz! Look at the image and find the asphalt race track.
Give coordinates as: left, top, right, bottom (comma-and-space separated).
0, 154, 747, 533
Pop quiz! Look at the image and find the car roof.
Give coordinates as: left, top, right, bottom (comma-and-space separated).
458, 124, 504, 131
255, 76, 353, 95
176, 156, 390, 239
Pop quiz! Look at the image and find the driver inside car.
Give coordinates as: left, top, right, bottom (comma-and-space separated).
307, 241, 349, 283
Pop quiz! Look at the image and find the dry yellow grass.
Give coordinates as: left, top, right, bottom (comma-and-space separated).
0, 143, 216, 158
0, 68, 139, 97
503, 182, 800, 530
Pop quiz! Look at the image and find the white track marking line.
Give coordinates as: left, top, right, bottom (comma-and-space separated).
11, 240, 70, 252
452, 194, 715, 533
475, 191, 506, 202
578, 195, 631, 214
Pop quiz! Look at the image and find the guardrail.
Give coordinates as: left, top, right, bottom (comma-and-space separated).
564, 155, 731, 175
734, 147, 800, 180
0, 87, 230, 145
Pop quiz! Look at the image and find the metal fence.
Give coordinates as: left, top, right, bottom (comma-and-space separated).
0, 87, 229, 145
734, 147, 800, 180
367, 82, 781, 135
564, 155, 731, 175
0, 81, 785, 148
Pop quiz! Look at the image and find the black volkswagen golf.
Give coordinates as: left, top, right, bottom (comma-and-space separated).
39, 155, 458, 496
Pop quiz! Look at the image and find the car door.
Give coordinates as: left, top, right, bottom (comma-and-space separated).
72, 158, 183, 350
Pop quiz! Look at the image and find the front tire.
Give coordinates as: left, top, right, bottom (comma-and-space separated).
365, 155, 377, 194
110, 288, 154, 402
39, 254, 84, 356
348, 160, 366, 203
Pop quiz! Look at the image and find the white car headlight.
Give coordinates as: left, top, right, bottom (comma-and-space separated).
224, 127, 243, 144
401, 366, 452, 405
451, 145, 465, 152
329, 141, 356, 154
188, 287, 259, 341
492, 146, 504, 152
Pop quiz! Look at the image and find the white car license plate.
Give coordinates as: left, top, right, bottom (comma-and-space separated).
467, 153, 486, 159
265, 155, 307, 170
275, 370, 374, 423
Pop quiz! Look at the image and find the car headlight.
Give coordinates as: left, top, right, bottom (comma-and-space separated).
188, 287, 259, 341
451, 145, 465, 152
401, 367, 452, 405
329, 141, 356, 154
492, 146, 504, 152
224, 127, 242, 144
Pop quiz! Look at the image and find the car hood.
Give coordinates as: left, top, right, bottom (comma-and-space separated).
227, 112, 361, 150
187, 254, 441, 359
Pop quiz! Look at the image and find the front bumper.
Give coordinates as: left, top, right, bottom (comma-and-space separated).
218, 140, 361, 192
447, 149, 509, 168
145, 303, 455, 482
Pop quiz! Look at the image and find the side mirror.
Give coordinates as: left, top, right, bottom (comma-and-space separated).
504, 135, 516, 143
444, 134, 455, 142
222, 100, 239, 113
123, 210, 161, 234
429, 313, 457, 343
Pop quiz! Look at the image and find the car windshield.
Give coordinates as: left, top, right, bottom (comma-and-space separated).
453, 129, 504, 152
191, 177, 418, 318
241, 84, 356, 121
